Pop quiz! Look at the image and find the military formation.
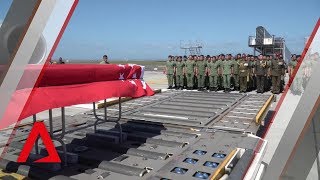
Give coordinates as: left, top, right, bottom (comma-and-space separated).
165, 53, 292, 94
289, 52, 319, 95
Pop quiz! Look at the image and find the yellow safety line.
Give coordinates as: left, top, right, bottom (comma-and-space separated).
0, 169, 28, 179
210, 149, 237, 180
255, 95, 274, 124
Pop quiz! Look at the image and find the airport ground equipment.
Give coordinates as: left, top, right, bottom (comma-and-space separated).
0, 90, 273, 180
248, 26, 292, 62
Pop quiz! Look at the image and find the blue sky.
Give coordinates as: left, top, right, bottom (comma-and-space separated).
1, 0, 319, 60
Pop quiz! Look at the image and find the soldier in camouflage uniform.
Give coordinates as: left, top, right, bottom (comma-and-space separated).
239, 54, 251, 93
248, 55, 256, 91
289, 54, 301, 95
175, 56, 185, 90
185, 55, 196, 90
217, 54, 224, 89
183, 55, 188, 89
280, 54, 286, 92
222, 54, 234, 92
270, 54, 285, 94
165, 55, 176, 89
265, 55, 272, 91
193, 55, 199, 89
255, 54, 268, 93
208, 56, 221, 91
173, 56, 179, 88
205, 55, 211, 89
288, 55, 298, 78
196, 55, 207, 91
231, 54, 240, 91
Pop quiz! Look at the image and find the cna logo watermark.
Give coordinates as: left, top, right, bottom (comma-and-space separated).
17, 122, 60, 163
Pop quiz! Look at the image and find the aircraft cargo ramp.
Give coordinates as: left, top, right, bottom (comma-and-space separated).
0, 91, 273, 180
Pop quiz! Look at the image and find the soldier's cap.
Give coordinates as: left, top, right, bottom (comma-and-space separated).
221, 54, 225, 56
184, 55, 188, 58
103, 55, 108, 58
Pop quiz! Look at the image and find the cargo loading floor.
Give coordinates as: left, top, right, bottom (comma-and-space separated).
0, 91, 273, 180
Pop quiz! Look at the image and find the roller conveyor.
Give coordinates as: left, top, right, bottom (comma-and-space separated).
0, 90, 272, 180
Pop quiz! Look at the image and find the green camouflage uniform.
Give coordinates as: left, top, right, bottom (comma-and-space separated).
208, 60, 221, 90
255, 59, 268, 93
185, 60, 196, 88
271, 59, 285, 94
289, 60, 302, 94
249, 60, 256, 91
175, 61, 185, 88
222, 60, 233, 90
231, 59, 240, 90
239, 59, 251, 92
216, 59, 223, 89
196, 60, 207, 89
166, 61, 176, 87
266, 59, 272, 91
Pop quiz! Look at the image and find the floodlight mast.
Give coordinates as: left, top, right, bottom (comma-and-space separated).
180, 40, 203, 56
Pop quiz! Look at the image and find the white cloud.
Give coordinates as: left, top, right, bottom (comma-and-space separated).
0, 19, 2, 28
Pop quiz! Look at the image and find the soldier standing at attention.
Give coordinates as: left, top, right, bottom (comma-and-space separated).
289, 54, 302, 95
164, 55, 176, 89
266, 55, 273, 91
175, 56, 185, 90
173, 56, 179, 88
239, 54, 250, 93
232, 54, 240, 91
217, 54, 223, 90
193, 55, 198, 89
196, 55, 207, 91
244, 55, 251, 91
222, 54, 234, 92
99, 55, 109, 64
185, 55, 196, 90
183, 55, 188, 89
271, 54, 285, 94
288, 54, 298, 79
255, 54, 268, 93
248, 55, 255, 91
208, 56, 221, 91
279, 54, 286, 92
205, 55, 211, 89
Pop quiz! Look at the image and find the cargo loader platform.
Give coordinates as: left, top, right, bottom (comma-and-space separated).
0, 91, 273, 180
